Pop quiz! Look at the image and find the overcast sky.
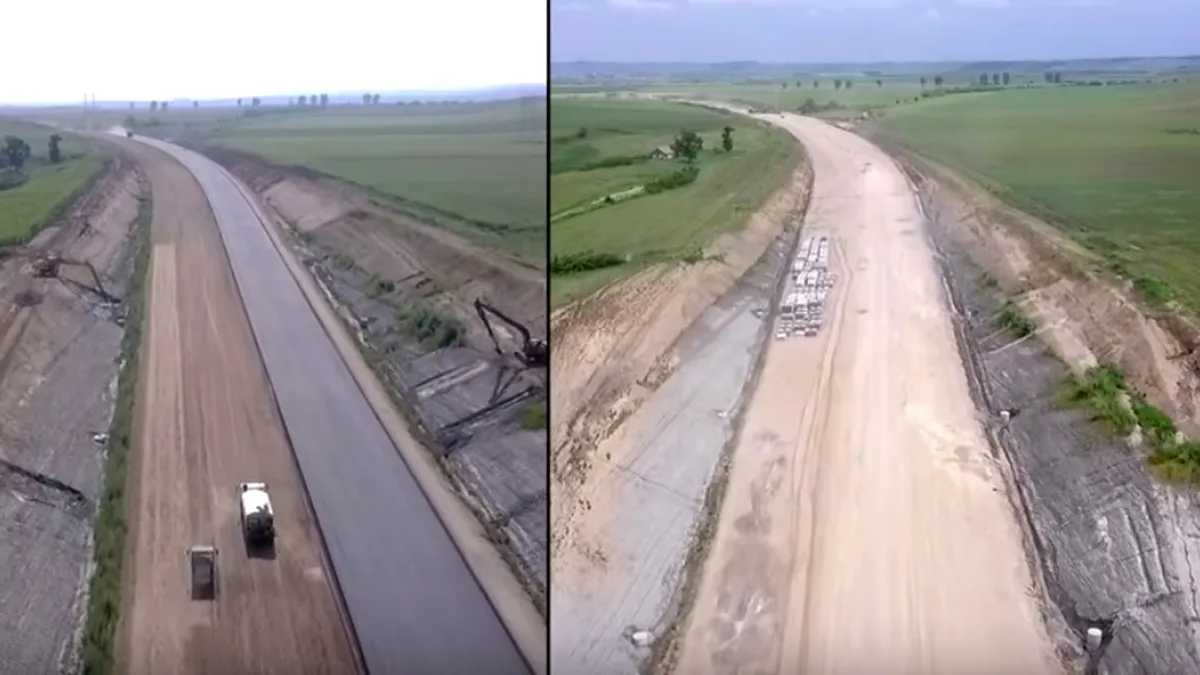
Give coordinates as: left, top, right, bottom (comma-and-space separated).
551, 0, 1198, 63
4, 0, 546, 105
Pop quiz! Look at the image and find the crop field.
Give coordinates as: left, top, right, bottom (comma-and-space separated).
201, 101, 546, 261
875, 82, 1200, 311
101, 99, 547, 264
550, 98, 797, 306
0, 119, 102, 246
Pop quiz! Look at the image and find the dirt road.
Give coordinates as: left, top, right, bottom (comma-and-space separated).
674, 116, 1060, 675
116, 140, 357, 675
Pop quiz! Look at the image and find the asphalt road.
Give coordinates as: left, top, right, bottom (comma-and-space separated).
134, 136, 531, 675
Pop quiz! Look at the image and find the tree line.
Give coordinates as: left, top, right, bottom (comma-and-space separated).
127, 92, 394, 110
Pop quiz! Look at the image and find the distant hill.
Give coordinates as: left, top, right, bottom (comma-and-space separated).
551, 56, 1200, 83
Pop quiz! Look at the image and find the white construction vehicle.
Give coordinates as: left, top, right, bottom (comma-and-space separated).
238, 482, 276, 547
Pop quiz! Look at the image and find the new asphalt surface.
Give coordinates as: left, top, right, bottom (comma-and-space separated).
134, 136, 530, 675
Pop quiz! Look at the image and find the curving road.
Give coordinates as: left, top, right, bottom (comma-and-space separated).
134, 136, 532, 675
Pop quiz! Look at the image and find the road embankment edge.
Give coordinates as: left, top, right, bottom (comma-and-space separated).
79, 181, 152, 675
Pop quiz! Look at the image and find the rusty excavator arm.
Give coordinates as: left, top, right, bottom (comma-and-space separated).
30, 255, 120, 305
473, 298, 548, 368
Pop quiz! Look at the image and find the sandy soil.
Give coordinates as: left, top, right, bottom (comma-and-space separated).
113, 140, 357, 675
0, 150, 143, 675
674, 116, 1059, 675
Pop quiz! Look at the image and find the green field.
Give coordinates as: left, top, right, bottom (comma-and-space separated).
874, 83, 1200, 311
126, 100, 547, 266
550, 98, 797, 306
0, 119, 102, 247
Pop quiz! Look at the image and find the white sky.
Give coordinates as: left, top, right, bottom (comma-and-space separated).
5, 0, 547, 104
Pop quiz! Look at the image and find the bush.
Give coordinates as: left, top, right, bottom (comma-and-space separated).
397, 302, 464, 350
997, 300, 1036, 337
549, 250, 624, 276
644, 165, 699, 195
1060, 364, 1137, 435
0, 171, 29, 192
520, 399, 547, 429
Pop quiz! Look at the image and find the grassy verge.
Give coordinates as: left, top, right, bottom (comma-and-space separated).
1060, 364, 1200, 484
81, 192, 152, 675
0, 154, 105, 248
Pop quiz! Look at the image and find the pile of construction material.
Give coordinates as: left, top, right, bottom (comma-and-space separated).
776, 235, 835, 340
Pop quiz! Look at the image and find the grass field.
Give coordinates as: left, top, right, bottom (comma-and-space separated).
0, 119, 102, 247
122, 100, 547, 265
873, 82, 1200, 311
550, 98, 797, 306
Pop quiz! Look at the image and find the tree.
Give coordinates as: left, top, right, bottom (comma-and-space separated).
299, 94, 308, 106
845, 80, 853, 89
934, 75, 944, 87
161, 101, 169, 111
795, 81, 802, 89
371, 93, 381, 105
150, 100, 159, 112
193, 101, 199, 108
721, 126, 734, 152
1053, 72, 1062, 84
813, 80, 819, 88
48, 134, 62, 164
237, 98, 243, 107
781, 82, 788, 90
877, 79, 883, 87
320, 93, 329, 107
670, 129, 703, 162
129, 102, 135, 109
979, 73, 989, 86
834, 78, 843, 90
252, 97, 261, 107
362, 93, 371, 105
3, 136, 32, 172
920, 76, 926, 87
1002, 72, 1011, 86
991, 73, 1000, 85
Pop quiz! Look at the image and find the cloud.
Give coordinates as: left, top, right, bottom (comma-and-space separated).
610, 0, 676, 10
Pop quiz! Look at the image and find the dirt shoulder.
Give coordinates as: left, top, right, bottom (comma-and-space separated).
0, 146, 143, 674
872, 132, 1200, 674
187, 145, 550, 611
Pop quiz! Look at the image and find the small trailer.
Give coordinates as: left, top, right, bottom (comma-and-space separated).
188, 545, 217, 600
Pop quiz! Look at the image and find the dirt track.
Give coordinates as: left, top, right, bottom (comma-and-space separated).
115, 140, 356, 675
674, 116, 1059, 674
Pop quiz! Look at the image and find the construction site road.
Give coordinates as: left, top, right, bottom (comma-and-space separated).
130, 135, 531, 675
674, 115, 1061, 675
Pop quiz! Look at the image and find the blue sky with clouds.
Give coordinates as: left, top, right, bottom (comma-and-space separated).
551, 0, 1198, 63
